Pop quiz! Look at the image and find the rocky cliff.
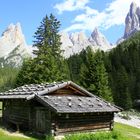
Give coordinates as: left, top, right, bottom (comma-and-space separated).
60, 28, 111, 58
89, 28, 111, 51
0, 23, 111, 65
118, 2, 140, 43
0, 23, 31, 67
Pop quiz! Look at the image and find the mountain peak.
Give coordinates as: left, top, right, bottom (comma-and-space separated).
3, 22, 21, 33
89, 28, 110, 50
2, 22, 24, 43
7, 23, 14, 30
0, 23, 31, 67
130, 2, 137, 13
123, 2, 140, 39
70, 31, 88, 44
91, 27, 101, 37
15, 22, 22, 32
60, 31, 91, 58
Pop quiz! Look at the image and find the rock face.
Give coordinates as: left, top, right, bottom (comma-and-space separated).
89, 28, 111, 51
118, 2, 140, 43
60, 31, 91, 58
0, 23, 111, 64
60, 28, 111, 58
124, 2, 140, 38
0, 23, 31, 67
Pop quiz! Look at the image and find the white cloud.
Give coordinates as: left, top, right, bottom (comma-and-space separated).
85, 6, 98, 15
59, 0, 140, 32
64, 23, 86, 31
54, 0, 89, 14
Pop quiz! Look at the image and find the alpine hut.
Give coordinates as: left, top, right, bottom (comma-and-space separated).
0, 81, 121, 135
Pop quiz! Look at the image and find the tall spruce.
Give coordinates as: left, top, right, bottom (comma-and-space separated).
16, 14, 69, 86
80, 47, 112, 102
113, 66, 132, 109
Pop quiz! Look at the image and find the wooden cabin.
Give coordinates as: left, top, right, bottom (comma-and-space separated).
0, 81, 120, 135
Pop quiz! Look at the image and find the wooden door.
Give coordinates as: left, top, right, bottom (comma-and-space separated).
36, 109, 46, 132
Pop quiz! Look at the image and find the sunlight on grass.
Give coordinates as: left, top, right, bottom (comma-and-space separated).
63, 123, 140, 140
0, 128, 36, 140
114, 122, 140, 140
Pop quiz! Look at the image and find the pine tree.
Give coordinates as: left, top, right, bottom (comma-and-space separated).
114, 66, 132, 109
16, 14, 69, 86
67, 52, 85, 83
80, 47, 112, 101
0, 67, 19, 91
16, 59, 35, 86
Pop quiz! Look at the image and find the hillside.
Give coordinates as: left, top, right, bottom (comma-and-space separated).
67, 31, 140, 110
106, 31, 140, 109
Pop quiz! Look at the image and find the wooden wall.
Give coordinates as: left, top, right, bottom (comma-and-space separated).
3, 99, 30, 130
2, 100, 52, 134
53, 112, 114, 135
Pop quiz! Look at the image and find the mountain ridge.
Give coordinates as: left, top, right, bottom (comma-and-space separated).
60, 28, 112, 58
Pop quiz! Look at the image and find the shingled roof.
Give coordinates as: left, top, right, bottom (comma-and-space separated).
0, 81, 121, 113
36, 95, 120, 113
0, 81, 93, 100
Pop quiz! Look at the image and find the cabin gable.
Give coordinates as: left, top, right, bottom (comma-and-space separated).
47, 85, 89, 96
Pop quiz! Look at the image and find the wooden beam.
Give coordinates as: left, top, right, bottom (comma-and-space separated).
68, 86, 87, 96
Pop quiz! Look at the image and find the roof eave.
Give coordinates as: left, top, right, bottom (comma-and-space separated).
0, 95, 29, 100
56, 110, 120, 114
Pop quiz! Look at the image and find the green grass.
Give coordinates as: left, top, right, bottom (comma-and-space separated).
0, 127, 54, 140
63, 123, 140, 140
114, 122, 140, 140
0, 122, 139, 140
0, 128, 36, 140
63, 131, 127, 140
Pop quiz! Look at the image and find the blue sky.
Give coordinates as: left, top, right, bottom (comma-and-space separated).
0, 0, 140, 45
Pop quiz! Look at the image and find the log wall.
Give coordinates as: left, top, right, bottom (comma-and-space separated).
3, 99, 30, 130
53, 112, 114, 135
2, 100, 52, 134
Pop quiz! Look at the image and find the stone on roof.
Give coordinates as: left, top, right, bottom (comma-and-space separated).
37, 95, 120, 113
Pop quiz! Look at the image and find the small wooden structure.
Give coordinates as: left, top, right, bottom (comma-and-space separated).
0, 81, 120, 135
